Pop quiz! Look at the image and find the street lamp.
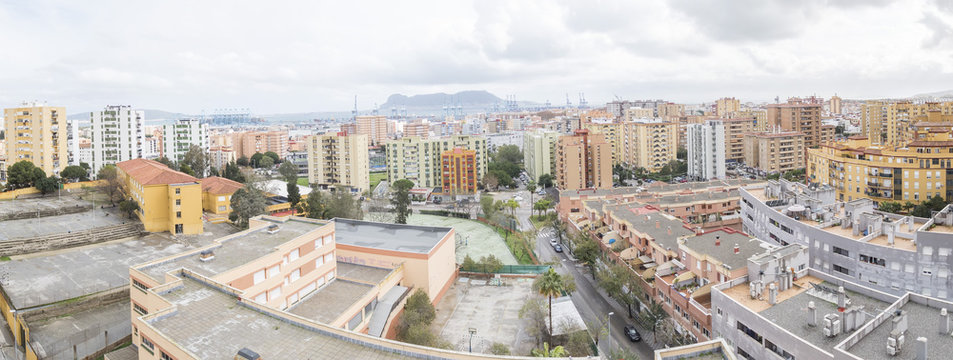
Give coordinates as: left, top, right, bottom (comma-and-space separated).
607, 311, 615, 355
468, 327, 477, 353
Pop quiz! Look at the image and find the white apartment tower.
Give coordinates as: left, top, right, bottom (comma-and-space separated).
687, 119, 726, 180
162, 119, 209, 162
89, 105, 145, 173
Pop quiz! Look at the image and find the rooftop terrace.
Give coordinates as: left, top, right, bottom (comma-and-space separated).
289, 279, 374, 324
845, 296, 953, 359
334, 218, 452, 254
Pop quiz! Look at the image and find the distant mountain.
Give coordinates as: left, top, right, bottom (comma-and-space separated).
912, 89, 953, 99
381, 90, 503, 109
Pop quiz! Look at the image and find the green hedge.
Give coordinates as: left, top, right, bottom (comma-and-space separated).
418, 209, 471, 219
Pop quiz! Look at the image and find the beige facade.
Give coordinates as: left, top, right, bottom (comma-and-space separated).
232, 130, 289, 159
861, 101, 953, 146
403, 122, 429, 139
624, 107, 655, 121
723, 117, 756, 162
733, 109, 768, 131
767, 97, 824, 149
306, 132, 370, 193
555, 130, 612, 190
384, 135, 487, 188
356, 115, 389, 145
3, 103, 68, 176
523, 129, 560, 183
830, 95, 842, 114
742, 131, 806, 173
582, 121, 624, 164
622, 120, 678, 172
715, 97, 741, 118
657, 102, 685, 118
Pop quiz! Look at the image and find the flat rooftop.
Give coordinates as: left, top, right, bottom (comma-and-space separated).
334, 218, 451, 254
289, 279, 374, 324
725, 276, 891, 352
0, 195, 91, 219
681, 231, 766, 270
0, 207, 126, 241
560, 179, 762, 198
28, 300, 130, 359
148, 278, 410, 359
846, 299, 953, 359
140, 218, 321, 281
336, 262, 394, 285
0, 223, 235, 309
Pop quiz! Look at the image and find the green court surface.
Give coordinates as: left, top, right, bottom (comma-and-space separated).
406, 214, 518, 265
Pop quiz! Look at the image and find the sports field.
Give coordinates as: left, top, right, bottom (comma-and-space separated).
406, 214, 518, 265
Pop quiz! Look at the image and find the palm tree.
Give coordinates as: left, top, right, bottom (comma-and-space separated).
506, 199, 519, 216
527, 179, 537, 206
531, 342, 567, 357
534, 268, 565, 335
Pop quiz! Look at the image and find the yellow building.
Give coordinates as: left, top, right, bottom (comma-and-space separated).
622, 119, 679, 172
723, 117, 757, 162
715, 97, 741, 118
624, 107, 655, 121
200, 176, 244, 215
555, 130, 612, 190
733, 109, 768, 131
830, 95, 843, 114
117, 158, 203, 235
807, 133, 953, 203
657, 102, 685, 118
3, 103, 68, 176
743, 130, 806, 173
384, 135, 487, 188
582, 121, 624, 164
306, 132, 370, 193
356, 115, 389, 145
861, 101, 953, 146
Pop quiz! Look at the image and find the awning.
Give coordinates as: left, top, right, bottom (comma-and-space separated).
641, 266, 657, 280
620, 247, 640, 260
691, 283, 713, 299
674, 271, 696, 283
638, 255, 653, 263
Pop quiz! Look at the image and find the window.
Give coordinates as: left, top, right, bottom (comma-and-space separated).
254, 270, 266, 285
326, 271, 335, 283
132, 279, 149, 291
267, 264, 280, 278
736, 321, 762, 342
290, 269, 301, 282
289, 249, 299, 262
161, 352, 174, 360
141, 336, 155, 353
325, 252, 333, 264
175, 188, 181, 195
218, 196, 226, 202
315, 237, 323, 249
832, 246, 849, 257
176, 211, 182, 218
268, 286, 282, 300
133, 303, 148, 315
255, 292, 266, 304
833, 264, 849, 275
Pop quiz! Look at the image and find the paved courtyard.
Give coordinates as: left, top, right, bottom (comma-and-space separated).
406, 214, 517, 265
432, 277, 537, 355
0, 207, 127, 241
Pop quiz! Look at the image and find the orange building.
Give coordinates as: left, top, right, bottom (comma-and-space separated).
403, 122, 429, 139
555, 129, 612, 190
356, 115, 389, 145
439, 147, 477, 199
231, 130, 289, 159
767, 97, 823, 149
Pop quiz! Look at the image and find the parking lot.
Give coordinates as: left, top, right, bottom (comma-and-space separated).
432, 277, 538, 355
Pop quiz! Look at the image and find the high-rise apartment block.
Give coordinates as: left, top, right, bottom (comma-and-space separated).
767, 97, 823, 149
582, 121, 623, 164
829, 94, 842, 114
687, 120, 726, 180
403, 122, 429, 139
555, 129, 612, 190
860, 101, 953, 146
439, 147, 478, 197
523, 129, 561, 183
232, 130, 289, 160
715, 97, 741, 118
3, 103, 68, 176
722, 117, 756, 162
306, 132, 370, 193
622, 119, 678, 172
743, 130, 806, 173
385, 135, 486, 188
162, 119, 209, 162
89, 105, 145, 173
356, 115, 389, 145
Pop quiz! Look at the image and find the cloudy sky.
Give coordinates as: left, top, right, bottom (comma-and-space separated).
1, 0, 952, 114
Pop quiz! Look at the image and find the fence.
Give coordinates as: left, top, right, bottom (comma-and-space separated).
461, 264, 551, 275
418, 209, 471, 219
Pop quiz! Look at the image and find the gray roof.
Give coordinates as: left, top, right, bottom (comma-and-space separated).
680, 231, 764, 270
288, 279, 374, 324
612, 209, 694, 251
846, 299, 953, 359
333, 218, 452, 254
559, 179, 762, 198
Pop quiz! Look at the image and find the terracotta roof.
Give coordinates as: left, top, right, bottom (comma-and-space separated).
117, 158, 199, 186
200, 176, 244, 194
908, 140, 953, 147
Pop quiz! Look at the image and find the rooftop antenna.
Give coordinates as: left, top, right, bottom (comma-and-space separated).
352, 95, 358, 120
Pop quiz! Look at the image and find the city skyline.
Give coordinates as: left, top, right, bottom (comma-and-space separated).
0, 0, 951, 114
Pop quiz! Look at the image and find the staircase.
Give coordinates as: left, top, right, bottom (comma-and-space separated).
0, 223, 144, 255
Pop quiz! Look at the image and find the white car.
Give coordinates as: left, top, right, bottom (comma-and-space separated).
513, 196, 523, 201
549, 238, 558, 246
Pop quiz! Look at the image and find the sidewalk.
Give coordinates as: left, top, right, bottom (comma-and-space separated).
583, 264, 665, 352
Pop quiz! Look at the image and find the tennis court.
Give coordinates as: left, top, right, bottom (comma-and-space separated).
406, 214, 518, 265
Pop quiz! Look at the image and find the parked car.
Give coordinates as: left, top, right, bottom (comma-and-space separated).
624, 326, 641, 342
549, 237, 558, 246
553, 244, 563, 253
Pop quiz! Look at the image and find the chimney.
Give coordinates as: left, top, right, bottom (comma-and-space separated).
733, 244, 740, 254
916, 337, 928, 360
941, 308, 950, 335
656, 220, 660, 229
768, 283, 778, 305
715, 236, 721, 246
837, 286, 847, 311
808, 301, 817, 327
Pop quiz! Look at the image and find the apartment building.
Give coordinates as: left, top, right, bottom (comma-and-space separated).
523, 129, 561, 183
624, 107, 654, 121
162, 119, 209, 162
232, 130, 289, 159
742, 131, 806, 173
733, 109, 768, 131
555, 129, 612, 190
356, 115, 389, 145
306, 132, 370, 193
208, 145, 236, 171
485, 132, 523, 153
384, 135, 487, 188
116, 158, 203, 235
715, 97, 741, 118
582, 120, 623, 164
861, 101, 953, 146
128, 216, 460, 358
829, 95, 842, 114
622, 119, 679, 172
722, 118, 756, 162
438, 147, 478, 199
657, 102, 685, 118
767, 97, 823, 149
89, 105, 145, 173
403, 121, 429, 139
687, 120, 726, 181
3, 102, 68, 176
807, 133, 953, 203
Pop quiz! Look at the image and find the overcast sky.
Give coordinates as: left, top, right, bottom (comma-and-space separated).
1, 0, 952, 114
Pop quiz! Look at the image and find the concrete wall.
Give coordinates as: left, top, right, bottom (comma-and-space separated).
0, 223, 143, 256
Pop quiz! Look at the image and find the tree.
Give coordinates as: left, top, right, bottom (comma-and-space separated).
480, 195, 497, 217
155, 156, 175, 169
483, 173, 500, 191
505, 199, 519, 216
179, 164, 195, 176
97, 165, 122, 205
534, 268, 569, 335
396, 290, 442, 347
6, 160, 44, 190
878, 201, 903, 214
278, 161, 298, 182
527, 179, 537, 204
520, 297, 552, 347
181, 145, 208, 177
259, 155, 275, 169
229, 186, 267, 229
236, 156, 250, 167
303, 190, 329, 219
264, 151, 280, 164
250, 152, 264, 168
119, 199, 140, 218
223, 162, 246, 183
79, 162, 90, 171
60, 165, 89, 183
534, 199, 553, 217
287, 180, 301, 213
640, 301, 670, 345
676, 146, 687, 160
598, 263, 641, 318
391, 179, 414, 224
573, 234, 601, 276
549, 217, 567, 246
912, 195, 947, 218
538, 174, 554, 188
326, 188, 364, 220
494, 144, 523, 165
531, 343, 566, 357
35, 176, 60, 195
489, 343, 510, 355
478, 255, 504, 273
